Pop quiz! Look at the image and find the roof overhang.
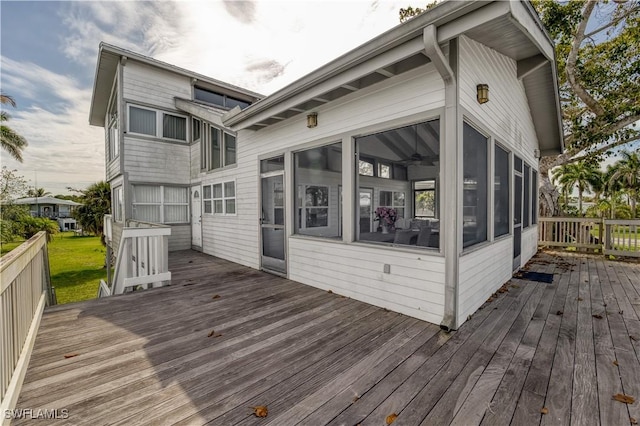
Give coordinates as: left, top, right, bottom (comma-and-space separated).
89, 43, 263, 128
223, 0, 563, 155
174, 98, 227, 128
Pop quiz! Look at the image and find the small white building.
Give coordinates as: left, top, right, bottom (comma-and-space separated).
90, 0, 562, 330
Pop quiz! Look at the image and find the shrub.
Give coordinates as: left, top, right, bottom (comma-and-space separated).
21, 216, 59, 241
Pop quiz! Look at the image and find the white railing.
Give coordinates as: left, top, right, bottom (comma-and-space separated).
538, 217, 602, 251
103, 220, 171, 296
604, 219, 640, 258
538, 217, 640, 257
0, 232, 51, 419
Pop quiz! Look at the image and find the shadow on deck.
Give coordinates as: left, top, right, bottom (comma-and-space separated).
14, 250, 640, 425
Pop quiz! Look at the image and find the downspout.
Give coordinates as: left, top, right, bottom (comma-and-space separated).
423, 25, 460, 331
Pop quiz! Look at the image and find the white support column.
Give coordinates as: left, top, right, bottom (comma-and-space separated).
342, 135, 355, 243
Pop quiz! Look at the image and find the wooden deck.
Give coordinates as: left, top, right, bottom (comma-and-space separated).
14, 250, 640, 425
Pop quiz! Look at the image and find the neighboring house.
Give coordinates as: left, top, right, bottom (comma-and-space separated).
90, 0, 563, 330
12, 196, 81, 231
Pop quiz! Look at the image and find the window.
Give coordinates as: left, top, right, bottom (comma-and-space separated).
380, 191, 405, 219
108, 113, 119, 161
192, 118, 201, 142
203, 181, 236, 215
531, 170, 538, 225
294, 142, 342, 238
414, 180, 436, 218
113, 186, 123, 222
127, 105, 187, 142
132, 185, 189, 223
494, 145, 510, 238
129, 106, 156, 136
194, 86, 251, 110
463, 122, 488, 248
523, 163, 531, 229
356, 119, 440, 248
203, 126, 236, 171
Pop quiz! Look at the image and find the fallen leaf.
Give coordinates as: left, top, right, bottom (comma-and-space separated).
353, 396, 360, 403
541, 407, 549, 415
212, 294, 221, 299
208, 330, 222, 338
613, 360, 619, 366
631, 335, 638, 342
557, 311, 564, 316
593, 314, 603, 319
64, 353, 79, 359
511, 284, 520, 289
631, 417, 637, 424
386, 413, 398, 425
613, 394, 635, 404
577, 297, 584, 301
620, 310, 624, 315
327, 290, 333, 294
251, 406, 268, 417
603, 303, 607, 307
188, 260, 193, 263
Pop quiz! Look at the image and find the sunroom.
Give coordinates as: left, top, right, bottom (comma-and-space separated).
221, 0, 562, 330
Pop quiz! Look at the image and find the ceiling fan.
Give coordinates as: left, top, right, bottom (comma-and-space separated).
399, 125, 431, 165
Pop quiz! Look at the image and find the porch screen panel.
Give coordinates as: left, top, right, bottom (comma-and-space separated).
163, 114, 186, 141
164, 186, 189, 223
129, 107, 156, 136
523, 164, 531, 228
531, 170, 538, 225
294, 142, 342, 238
463, 122, 488, 248
132, 185, 161, 223
494, 145, 510, 238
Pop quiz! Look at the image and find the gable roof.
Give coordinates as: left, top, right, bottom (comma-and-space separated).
88, 43, 263, 127
223, 0, 563, 156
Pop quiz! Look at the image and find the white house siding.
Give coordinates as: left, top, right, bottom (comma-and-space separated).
123, 137, 190, 183
106, 157, 120, 181
521, 226, 538, 266
289, 238, 445, 323
169, 225, 191, 251
458, 237, 513, 325
122, 62, 191, 111
455, 35, 541, 325
199, 62, 447, 322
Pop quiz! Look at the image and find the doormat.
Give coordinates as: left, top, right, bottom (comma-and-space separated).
516, 271, 554, 283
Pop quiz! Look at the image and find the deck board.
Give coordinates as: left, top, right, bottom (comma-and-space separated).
13, 250, 640, 425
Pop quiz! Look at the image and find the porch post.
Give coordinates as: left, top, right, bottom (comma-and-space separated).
424, 26, 461, 331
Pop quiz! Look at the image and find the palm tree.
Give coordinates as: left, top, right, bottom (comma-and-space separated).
0, 93, 28, 162
552, 161, 600, 216
73, 181, 111, 244
26, 187, 51, 198
609, 151, 640, 218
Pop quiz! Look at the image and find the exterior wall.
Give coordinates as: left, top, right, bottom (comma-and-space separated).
456, 35, 541, 325
201, 63, 447, 322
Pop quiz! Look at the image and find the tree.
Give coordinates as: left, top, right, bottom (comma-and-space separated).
72, 181, 110, 243
26, 187, 51, 198
608, 151, 640, 218
0, 92, 28, 162
0, 166, 28, 202
0, 167, 29, 243
534, 0, 640, 216
551, 160, 600, 215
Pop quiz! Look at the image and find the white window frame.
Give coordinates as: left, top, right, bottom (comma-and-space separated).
205, 126, 237, 171
379, 190, 406, 218
108, 113, 119, 161
127, 104, 188, 142
203, 180, 236, 215
131, 184, 189, 224
113, 186, 123, 222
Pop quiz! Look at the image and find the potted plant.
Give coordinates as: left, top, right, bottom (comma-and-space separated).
375, 207, 397, 234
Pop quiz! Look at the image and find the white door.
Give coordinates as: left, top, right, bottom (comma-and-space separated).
260, 156, 286, 275
191, 186, 202, 247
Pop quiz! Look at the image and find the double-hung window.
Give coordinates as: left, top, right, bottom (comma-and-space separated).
132, 185, 189, 223
203, 181, 236, 215
379, 191, 405, 219
128, 105, 187, 142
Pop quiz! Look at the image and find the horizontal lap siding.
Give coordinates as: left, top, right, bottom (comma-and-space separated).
169, 225, 191, 251
459, 36, 539, 168
458, 237, 513, 324
456, 36, 541, 325
521, 226, 538, 266
124, 137, 190, 183
200, 62, 446, 323
289, 238, 445, 323
106, 157, 120, 180
123, 63, 191, 111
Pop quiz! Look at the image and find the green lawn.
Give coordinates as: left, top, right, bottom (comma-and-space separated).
0, 240, 25, 256
47, 232, 107, 304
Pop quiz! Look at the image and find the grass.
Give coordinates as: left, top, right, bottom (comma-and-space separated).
1, 240, 25, 256
47, 232, 107, 304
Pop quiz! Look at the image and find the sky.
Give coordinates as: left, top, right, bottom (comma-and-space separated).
0, 0, 413, 195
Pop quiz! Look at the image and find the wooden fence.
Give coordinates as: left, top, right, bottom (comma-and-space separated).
538, 217, 640, 257
0, 232, 51, 416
